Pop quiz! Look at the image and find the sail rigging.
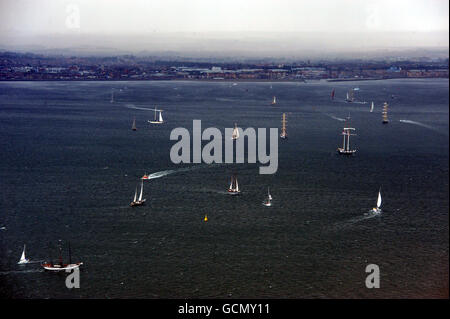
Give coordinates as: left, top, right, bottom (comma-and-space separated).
231, 123, 239, 140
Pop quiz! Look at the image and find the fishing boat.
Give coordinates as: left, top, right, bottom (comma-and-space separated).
382, 102, 389, 124
17, 244, 29, 264
130, 180, 146, 206
371, 188, 382, 214
148, 108, 164, 124
228, 175, 241, 195
370, 101, 374, 112
337, 127, 356, 155
132, 118, 137, 131
231, 123, 239, 140
271, 96, 277, 105
331, 88, 335, 100
280, 113, 288, 139
262, 187, 272, 207
42, 243, 83, 271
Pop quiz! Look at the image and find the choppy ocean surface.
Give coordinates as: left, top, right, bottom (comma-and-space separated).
0, 79, 448, 298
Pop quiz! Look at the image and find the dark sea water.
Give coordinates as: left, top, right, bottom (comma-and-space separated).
0, 79, 448, 298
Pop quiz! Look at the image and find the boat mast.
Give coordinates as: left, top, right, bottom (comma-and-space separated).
138, 180, 143, 201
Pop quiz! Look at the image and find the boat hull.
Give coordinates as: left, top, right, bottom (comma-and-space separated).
130, 199, 146, 207
337, 148, 356, 155
228, 190, 241, 195
17, 259, 29, 264
148, 121, 164, 124
42, 262, 83, 271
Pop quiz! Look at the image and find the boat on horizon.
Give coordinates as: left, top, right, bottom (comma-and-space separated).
228, 175, 241, 195
41, 242, 83, 271
271, 96, 277, 105
337, 127, 356, 155
130, 179, 146, 206
17, 244, 30, 264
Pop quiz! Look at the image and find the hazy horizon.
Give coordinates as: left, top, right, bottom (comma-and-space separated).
0, 0, 448, 59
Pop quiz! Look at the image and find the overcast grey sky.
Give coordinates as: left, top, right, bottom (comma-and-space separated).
0, 0, 448, 56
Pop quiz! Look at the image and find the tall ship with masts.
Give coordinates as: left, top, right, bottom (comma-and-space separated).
337, 127, 356, 155
382, 102, 389, 124
280, 113, 287, 139
41, 242, 83, 271
227, 175, 241, 195
148, 108, 164, 124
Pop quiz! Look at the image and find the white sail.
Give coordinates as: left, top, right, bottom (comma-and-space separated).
235, 178, 239, 192
133, 187, 137, 202
272, 96, 276, 104
159, 111, 163, 122
232, 124, 239, 139
346, 92, 349, 100
370, 102, 374, 112
18, 245, 28, 264
268, 187, 272, 200
138, 180, 143, 201
229, 178, 233, 190
376, 190, 382, 208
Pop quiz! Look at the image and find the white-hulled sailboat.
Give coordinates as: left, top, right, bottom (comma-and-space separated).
231, 123, 239, 140
371, 188, 382, 214
17, 244, 29, 264
370, 101, 374, 112
42, 243, 83, 271
148, 108, 164, 124
262, 187, 272, 207
271, 96, 277, 105
228, 175, 241, 195
130, 180, 146, 206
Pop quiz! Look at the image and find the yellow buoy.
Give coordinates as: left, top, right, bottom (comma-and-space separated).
204, 214, 208, 222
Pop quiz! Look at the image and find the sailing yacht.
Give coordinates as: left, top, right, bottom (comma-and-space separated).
132, 118, 137, 131
262, 187, 272, 207
227, 175, 241, 195
231, 123, 239, 140
345, 89, 354, 103
148, 109, 164, 124
370, 101, 374, 112
382, 102, 389, 124
337, 128, 356, 155
280, 113, 287, 139
17, 245, 29, 264
130, 180, 146, 206
371, 189, 382, 214
271, 96, 277, 105
42, 243, 83, 271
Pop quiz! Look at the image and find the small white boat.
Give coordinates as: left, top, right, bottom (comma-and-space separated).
262, 187, 272, 207
231, 123, 239, 140
228, 175, 241, 195
371, 189, 382, 214
148, 108, 164, 124
271, 96, 277, 105
17, 244, 29, 264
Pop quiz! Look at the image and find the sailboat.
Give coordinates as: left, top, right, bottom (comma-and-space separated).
148, 108, 164, 124
17, 244, 30, 264
231, 123, 239, 140
382, 102, 389, 124
345, 89, 354, 103
110, 90, 114, 103
280, 113, 287, 139
130, 180, 146, 206
331, 88, 335, 100
132, 118, 137, 131
227, 175, 241, 195
337, 127, 356, 155
371, 188, 382, 214
262, 187, 272, 207
271, 96, 277, 105
370, 101, 374, 112
42, 242, 83, 271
